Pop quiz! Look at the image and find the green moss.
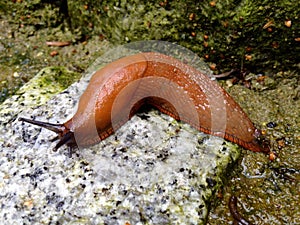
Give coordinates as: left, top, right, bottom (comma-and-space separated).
0, 0, 111, 103
37, 66, 80, 89
64, 0, 299, 73
1, 0, 65, 29
15, 66, 80, 107
0, 66, 80, 121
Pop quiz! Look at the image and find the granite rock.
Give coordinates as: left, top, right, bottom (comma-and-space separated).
0, 42, 240, 224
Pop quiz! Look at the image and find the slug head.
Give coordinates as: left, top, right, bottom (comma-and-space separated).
19, 117, 77, 152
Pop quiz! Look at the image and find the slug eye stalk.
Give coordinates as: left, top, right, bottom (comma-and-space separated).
18, 117, 77, 152
19, 117, 65, 134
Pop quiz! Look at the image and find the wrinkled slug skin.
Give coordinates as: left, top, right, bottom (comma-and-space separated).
62, 52, 268, 152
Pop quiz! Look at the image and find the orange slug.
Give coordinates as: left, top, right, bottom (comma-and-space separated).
19, 52, 270, 153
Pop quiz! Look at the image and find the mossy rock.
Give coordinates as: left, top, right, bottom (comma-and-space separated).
4, 0, 298, 73
66, 0, 299, 73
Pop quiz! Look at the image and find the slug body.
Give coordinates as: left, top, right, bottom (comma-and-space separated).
19, 52, 269, 153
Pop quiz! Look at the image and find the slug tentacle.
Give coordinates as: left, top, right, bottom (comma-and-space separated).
19, 117, 77, 151
52, 131, 76, 152
19, 117, 66, 134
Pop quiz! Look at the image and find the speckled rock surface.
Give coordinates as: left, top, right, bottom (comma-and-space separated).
0, 42, 240, 224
